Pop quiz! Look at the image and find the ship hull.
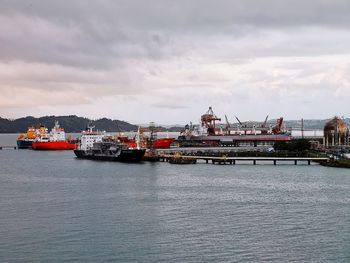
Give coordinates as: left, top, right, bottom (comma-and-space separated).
175, 134, 291, 147
17, 140, 34, 149
153, 138, 175, 149
180, 134, 291, 141
74, 149, 145, 162
32, 141, 76, 150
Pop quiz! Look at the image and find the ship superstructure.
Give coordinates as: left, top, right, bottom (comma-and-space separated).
77, 125, 106, 150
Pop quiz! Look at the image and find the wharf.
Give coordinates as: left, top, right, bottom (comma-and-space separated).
156, 146, 270, 154
157, 154, 328, 165
0, 146, 17, 150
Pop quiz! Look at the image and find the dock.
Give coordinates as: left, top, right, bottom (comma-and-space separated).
0, 146, 17, 150
156, 146, 271, 154
157, 154, 328, 165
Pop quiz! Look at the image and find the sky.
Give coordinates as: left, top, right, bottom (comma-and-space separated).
1, 0, 350, 125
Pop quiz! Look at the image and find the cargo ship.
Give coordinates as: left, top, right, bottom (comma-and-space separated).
174, 107, 291, 147
74, 125, 146, 162
32, 121, 76, 150
17, 125, 48, 149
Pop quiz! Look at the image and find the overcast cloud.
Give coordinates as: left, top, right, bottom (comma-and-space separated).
1, 0, 350, 124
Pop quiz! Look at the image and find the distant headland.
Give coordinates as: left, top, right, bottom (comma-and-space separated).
0, 115, 349, 133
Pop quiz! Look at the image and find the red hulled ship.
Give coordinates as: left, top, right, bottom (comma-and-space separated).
117, 134, 175, 149
152, 138, 175, 148
32, 121, 76, 150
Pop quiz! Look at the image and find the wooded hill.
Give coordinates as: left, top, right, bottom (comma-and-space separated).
0, 116, 138, 133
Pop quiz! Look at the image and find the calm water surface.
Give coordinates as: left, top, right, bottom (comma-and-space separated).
0, 135, 350, 262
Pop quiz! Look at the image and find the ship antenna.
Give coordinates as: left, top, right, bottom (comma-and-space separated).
136, 127, 141, 149
88, 122, 95, 133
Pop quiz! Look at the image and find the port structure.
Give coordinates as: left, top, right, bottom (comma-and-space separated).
157, 154, 328, 166
199, 106, 285, 136
201, 106, 221, 135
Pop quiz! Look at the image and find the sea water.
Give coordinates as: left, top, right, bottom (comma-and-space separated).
0, 134, 349, 262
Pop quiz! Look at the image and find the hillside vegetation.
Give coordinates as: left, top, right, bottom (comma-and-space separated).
0, 116, 138, 133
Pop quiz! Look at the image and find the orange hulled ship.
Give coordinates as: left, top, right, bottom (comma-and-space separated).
17, 125, 48, 149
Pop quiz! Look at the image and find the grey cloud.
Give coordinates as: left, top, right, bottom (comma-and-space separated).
1, 0, 350, 122
1, 0, 350, 69
2, 0, 350, 28
0, 13, 190, 69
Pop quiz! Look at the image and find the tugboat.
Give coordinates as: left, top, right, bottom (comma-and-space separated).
32, 121, 76, 150
168, 153, 196, 164
74, 126, 146, 162
17, 125, 48, 149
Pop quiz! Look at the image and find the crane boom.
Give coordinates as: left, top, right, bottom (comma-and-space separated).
225, 115, 231, 128
262, 115, 269, 127
235, 116, 243, 126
